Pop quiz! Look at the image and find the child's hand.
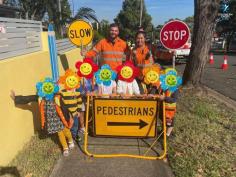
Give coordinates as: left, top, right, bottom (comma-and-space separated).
120, 93, 125, 98
89, 92, 94, 96
97, 93, 102, 97
110, 93, 116, 97
10, 90, 15, 100
147, 94, 154, 98
159, 95, 165, 101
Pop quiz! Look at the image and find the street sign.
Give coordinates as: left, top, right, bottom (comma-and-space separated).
93, 98, 157, 137
67, 20, 93, 46
160, 20, 190, 50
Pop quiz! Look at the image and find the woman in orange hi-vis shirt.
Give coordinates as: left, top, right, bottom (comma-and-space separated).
131, 30, 154, 72
130, 30, 155, 95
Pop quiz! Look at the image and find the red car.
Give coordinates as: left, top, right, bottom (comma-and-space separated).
154, 42, 191, 63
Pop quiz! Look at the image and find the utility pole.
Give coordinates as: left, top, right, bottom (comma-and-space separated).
58, 0, 63, 37
139, 0, 143, 27
71, 0, 75, 17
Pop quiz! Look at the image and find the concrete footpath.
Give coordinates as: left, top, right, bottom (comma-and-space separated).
50, 137, 174, 177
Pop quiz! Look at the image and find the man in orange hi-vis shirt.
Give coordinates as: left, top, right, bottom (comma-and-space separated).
85, 23, 130, 70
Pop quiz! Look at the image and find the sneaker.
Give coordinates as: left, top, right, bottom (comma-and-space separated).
75, 135, 82, 142
63, 148, 69, 156
78, 128, 86, 134
68, 141, 75, 150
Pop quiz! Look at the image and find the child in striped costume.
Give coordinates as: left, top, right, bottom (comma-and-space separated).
58, 69, 83, 140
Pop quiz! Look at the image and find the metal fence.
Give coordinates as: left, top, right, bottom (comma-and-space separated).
56, 38, 77, 55
0, 17, 42, 60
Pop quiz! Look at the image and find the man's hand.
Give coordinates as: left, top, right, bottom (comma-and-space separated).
80, 48, 87, 56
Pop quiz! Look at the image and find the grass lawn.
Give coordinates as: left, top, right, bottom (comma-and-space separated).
168, 90, 236, 177
2, 90, 235, 177
4, 132, 62, 177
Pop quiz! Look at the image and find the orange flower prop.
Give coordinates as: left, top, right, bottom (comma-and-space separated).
142, 64, 161, 87
58, 69, 81, 90
75, 58, 98, 79
116, 60, 139, 83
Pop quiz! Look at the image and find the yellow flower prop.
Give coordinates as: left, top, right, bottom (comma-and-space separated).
58, 69, 81, 90
142, 64, 161, 87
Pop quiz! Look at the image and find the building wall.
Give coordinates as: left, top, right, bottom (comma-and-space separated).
0, 32, 83, 165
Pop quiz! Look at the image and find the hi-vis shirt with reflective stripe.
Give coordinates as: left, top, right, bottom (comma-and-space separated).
132, 45, 154, 68
86, 38, 130, 70
165, 91, 176, 109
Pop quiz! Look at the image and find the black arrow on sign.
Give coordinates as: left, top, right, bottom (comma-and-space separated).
107, 119, 148, 129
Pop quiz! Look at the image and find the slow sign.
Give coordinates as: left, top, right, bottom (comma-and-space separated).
67, 20, 93, 46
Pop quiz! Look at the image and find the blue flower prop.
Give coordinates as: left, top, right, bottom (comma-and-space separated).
95, 64, 117, 86
160, 70, 182, 92
36, 77, 59, 100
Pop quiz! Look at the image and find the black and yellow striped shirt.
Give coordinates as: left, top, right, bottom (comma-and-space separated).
60, 90, 82, 114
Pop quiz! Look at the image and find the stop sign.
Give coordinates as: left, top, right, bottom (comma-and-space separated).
160, 20, 190, 50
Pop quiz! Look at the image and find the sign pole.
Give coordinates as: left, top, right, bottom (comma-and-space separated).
172, 54, 175, 69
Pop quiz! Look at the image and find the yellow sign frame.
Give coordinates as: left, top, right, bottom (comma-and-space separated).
67, 19, 93, 46
84, 95, 167, 160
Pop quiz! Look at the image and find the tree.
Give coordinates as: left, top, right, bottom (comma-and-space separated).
183, 0, 221, 87
3, 0, 18, 6
46, 0, 71, 38
183, 16, 194, 34
98, 19, 109, 37
18, 0, 46, 20
153, 25, 163, 43
114, 0, 153, 40
91, 19, 109, 43
18, 0, 71, 38
74, 7, 98, 23
216, 0, 236, 50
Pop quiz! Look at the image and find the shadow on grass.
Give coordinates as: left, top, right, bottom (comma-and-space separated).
0, 166, 21, 177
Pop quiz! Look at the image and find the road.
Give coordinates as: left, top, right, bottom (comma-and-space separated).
169, 53, 236, 101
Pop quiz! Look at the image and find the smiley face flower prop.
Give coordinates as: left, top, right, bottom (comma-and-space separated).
58, 69, 81, 90
116, 60, 139, 83
95, 64, 116, 86
36, 77, 59, 101
160, 68, 182, 92
75, 58, 98, 79
142, 64, 161, 87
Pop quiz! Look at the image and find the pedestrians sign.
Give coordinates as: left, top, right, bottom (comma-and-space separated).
93, 98, 157, 137
68, 20, 93, 46
160, 20, 190, 49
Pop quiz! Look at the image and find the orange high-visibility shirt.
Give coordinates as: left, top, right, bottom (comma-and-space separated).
132, 45, 154, 69
164, 91, 176, 119
86, 38, 130, 70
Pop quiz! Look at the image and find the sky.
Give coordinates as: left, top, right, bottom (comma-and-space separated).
69, 0, 194, 26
